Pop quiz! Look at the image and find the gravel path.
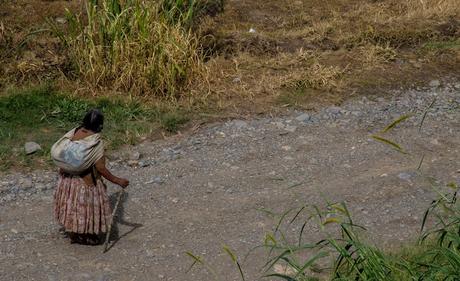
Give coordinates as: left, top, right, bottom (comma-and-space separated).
1, 81, 459, 281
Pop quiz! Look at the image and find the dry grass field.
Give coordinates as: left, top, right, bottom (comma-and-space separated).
1, 0, 459, 109
203, 0, 460, 110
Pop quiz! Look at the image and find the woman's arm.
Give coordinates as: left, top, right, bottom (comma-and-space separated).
95, 157, 129, 188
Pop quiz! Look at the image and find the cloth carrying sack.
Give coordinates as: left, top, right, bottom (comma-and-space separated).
51, 128, 104, 174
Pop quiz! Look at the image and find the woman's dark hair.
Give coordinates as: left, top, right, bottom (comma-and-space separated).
82, 109, 104, 133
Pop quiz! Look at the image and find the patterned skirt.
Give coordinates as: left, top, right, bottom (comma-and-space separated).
54, 173, 112, 234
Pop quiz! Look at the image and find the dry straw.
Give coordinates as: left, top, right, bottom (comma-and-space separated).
49, 0, 207, 100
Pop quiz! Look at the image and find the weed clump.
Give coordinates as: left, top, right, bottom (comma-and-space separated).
49, 0, 211, 99
160, 111, 189, 132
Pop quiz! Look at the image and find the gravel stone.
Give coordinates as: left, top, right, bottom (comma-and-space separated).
295, 113, 311, 122
24, 142, 41, 155
398, 172, 413, 181
129, 151, 141, 161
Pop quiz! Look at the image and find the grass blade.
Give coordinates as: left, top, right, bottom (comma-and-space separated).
263, 273, 296, 281
419, 98, 437, 132
223, 245, 246, 281
371, 135, 408, 154
382, 114, 412, 133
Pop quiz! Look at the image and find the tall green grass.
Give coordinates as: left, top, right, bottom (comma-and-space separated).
187, 189, 460, 280
257, 202, 418, 280
48, 0, 215, 98
160, 0, 225, 27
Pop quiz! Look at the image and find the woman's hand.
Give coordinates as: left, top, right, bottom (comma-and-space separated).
116, 178, 130, 188
95, 157, 130, 188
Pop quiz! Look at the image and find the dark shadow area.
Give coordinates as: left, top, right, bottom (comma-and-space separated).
104, 190, 143, 252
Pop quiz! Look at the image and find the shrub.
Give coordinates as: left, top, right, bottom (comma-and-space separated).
49, 0, 209, 99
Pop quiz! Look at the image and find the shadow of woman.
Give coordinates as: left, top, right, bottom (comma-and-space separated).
104, 190, 143, 252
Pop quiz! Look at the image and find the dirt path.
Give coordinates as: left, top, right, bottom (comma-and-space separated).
1, 83, 459, 281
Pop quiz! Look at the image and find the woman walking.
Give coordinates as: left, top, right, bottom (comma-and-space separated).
52, 109, 129, 244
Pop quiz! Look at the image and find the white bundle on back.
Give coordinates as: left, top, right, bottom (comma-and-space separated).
51, 128, 104, 174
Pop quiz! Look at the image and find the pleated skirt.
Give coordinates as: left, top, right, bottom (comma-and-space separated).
54, 174, 112, 234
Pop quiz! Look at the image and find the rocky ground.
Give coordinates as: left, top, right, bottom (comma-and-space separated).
0, 80, 459, 281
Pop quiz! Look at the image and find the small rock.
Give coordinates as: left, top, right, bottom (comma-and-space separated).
146, 177, 164, 185
139, 160, 153, 167
192, 139, 202, 145
10, 186, 20, 194
429, 80, 440, 88
129, 151, 141, 161
351, 111, 361, 117
171, 198, 179, 203
127, 160, 138, 167
24, 142, 41, 155
55, 17, 67, 24
281, 145, 291, 151
272, 121, 284, 129
327, 106, 342, 115
249, 28, 256, 33
295, 113, 311, 122
163, 148, 181, 156
284, 125, 297, 133
232, 120, 248, 129
398, 172, 413, 181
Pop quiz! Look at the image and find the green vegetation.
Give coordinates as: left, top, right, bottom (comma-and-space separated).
0, 85, 188, 170
160, 0, 224, 28
160, 112, 190, 132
